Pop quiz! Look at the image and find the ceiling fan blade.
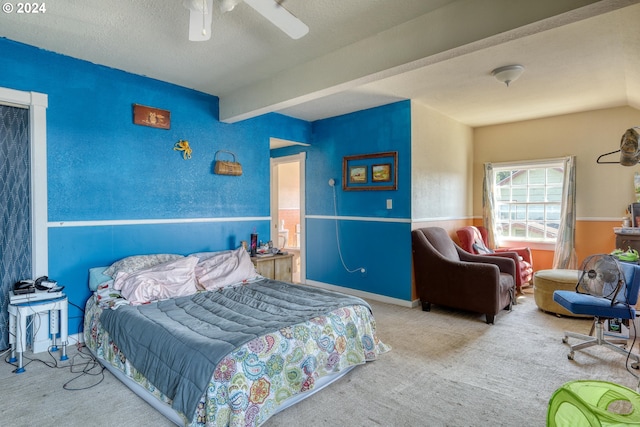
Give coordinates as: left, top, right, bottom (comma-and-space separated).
244, 0, 309, 39
184, 0, 214, 41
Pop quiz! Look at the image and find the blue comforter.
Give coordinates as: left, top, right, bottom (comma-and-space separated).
99, 279, 369, 420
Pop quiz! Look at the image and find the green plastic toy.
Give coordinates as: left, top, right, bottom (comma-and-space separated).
547, 380, 640, 426
611, 247, 639, 262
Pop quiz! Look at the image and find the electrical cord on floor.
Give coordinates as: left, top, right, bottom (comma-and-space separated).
627, 318, 640, 392
620, 305, 640, 391
4, 340, 105, 389
62, 343, 105, 391
4, 298, 105, 390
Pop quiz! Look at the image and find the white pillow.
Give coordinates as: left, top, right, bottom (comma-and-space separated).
189, 250, 232, 261
195, 247, 258, 290
104, 253, 184, 278
113, 256, 199, 305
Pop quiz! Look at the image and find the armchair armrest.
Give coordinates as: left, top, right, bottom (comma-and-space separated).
456, 246, 516, 279
495, 247, 532, 265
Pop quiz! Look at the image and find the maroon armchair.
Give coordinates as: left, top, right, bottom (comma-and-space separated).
456, 226, 533, 290
412, 227, 516, 324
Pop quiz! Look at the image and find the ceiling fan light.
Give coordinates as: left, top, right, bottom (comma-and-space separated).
220, 0, 241, 13
491, 65, 524, 87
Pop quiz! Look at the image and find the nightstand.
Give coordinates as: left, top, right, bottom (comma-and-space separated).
8, 295, 69, 373
251, 253, 294, 282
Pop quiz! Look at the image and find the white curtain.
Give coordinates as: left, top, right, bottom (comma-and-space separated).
552, 156, 577, 269
482, 163, 497, 248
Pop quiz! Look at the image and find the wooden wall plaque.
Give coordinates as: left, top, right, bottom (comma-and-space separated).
133, 104, 170, 129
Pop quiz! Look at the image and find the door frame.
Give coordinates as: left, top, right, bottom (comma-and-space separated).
0, 87, 48, 276
270, 152, 306, 283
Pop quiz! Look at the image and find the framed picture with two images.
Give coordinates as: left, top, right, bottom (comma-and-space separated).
342, 151, 397, 191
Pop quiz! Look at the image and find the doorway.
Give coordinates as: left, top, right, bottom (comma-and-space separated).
270, 153, 306, 283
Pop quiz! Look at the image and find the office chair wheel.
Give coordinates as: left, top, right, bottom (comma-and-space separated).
567, 351, 575, 360
562, 336, 568, 344
632, 361, 639, 370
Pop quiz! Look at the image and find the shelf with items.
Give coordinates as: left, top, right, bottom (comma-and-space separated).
8, 295, 68, 373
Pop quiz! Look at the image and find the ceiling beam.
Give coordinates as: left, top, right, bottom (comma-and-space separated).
218, 0, 624, 123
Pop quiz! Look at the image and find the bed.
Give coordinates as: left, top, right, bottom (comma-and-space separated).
83, 248, 389, 426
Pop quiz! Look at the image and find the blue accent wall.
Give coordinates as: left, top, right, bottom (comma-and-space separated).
1, 38, 310, 334
274, 101, 413, 301
1, 37, 414, 337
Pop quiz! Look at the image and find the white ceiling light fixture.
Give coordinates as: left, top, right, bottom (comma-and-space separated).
491, 65, 525, 87
219, 0, 241, 13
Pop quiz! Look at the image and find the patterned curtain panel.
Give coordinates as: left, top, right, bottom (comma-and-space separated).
0, 105, 31, 351
552, 156, 577, 269
482, 162, 497, 248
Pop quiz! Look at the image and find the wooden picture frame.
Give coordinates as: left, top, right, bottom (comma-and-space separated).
133, 104, 170, 129
342, 151, 397, 191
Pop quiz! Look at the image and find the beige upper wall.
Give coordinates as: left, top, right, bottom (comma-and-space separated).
277, 162, 300, 209
473, 106, 640, 220
411, 100, 473, 220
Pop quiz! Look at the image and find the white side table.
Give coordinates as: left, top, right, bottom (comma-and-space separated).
8, 295, 69, 373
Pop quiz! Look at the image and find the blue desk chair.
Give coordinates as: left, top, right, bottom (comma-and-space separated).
553, 261, 640, 365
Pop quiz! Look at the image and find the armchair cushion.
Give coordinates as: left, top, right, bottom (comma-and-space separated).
473, 241, 493, 254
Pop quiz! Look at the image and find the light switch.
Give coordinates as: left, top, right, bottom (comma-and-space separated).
386, 199, 392, 209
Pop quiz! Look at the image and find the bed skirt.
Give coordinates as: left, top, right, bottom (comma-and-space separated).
90, 345, 356, 426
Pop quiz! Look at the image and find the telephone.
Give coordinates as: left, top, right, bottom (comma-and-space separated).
13, 276, 60, 295
13, 280, 35, 295
34, 276, 58, 290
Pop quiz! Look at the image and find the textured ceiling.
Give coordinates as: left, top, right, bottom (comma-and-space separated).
1, 0, 639, 127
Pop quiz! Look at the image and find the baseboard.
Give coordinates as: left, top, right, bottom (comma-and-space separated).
305, 280, 419, 308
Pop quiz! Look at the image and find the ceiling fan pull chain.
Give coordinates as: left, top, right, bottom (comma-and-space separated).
202, 0, 207, 36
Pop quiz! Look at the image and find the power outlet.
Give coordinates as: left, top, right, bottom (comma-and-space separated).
386, 199, 392, 209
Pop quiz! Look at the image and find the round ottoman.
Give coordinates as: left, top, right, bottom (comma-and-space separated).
534, 269, 589, 317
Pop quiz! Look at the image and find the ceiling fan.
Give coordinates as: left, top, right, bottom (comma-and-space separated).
183, 0, 309, 42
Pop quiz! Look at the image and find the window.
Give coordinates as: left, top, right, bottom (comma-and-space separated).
492, 160, 565, 243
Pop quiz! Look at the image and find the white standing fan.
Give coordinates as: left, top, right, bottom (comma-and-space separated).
183, 0, 309, 42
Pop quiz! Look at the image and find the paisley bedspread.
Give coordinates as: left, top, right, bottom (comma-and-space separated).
84, 286, 389, 427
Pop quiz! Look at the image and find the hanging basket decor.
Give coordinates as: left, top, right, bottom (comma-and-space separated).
214, 150, 242, 176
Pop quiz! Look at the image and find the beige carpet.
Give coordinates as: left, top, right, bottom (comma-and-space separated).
2, 291, 639, 426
